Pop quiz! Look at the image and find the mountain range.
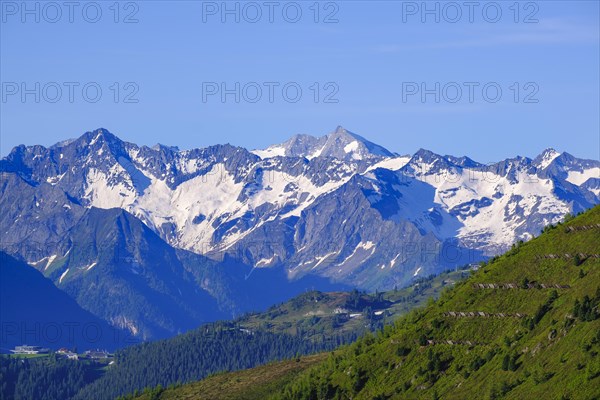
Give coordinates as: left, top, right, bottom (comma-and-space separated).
1, 126, 598, 341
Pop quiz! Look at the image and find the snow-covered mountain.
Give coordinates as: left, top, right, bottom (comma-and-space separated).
252, 125, 395, 161
2, 127, 599, 292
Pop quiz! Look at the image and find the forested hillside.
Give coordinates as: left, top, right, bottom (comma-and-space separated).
73, 324, 342, 400
0, 354, 104, 400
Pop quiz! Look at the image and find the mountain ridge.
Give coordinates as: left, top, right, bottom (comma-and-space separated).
2, 127, 598, 286
1, 127, 598, 340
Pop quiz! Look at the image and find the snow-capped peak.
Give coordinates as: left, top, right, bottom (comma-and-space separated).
252, 134, 319, 159
534, 148, 561, 170
252, 126, 394, 161
318, 126, 394, 160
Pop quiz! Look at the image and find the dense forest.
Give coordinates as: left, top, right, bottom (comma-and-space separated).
0, 354, 102, 400
73, 322, 355, 400
0, 323, 355, 400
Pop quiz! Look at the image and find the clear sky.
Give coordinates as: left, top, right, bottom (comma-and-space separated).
1, 0, 599, 163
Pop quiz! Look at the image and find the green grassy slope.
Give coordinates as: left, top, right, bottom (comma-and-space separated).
133, 354, 328, 400
273, 206, 600, 399
149, 206, 600, 400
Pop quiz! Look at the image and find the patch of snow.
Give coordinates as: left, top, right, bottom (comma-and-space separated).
365, 156, 411, 173
59, 268, 69, 283
174, 157, 203, 175
255, 256, 275, 267
45, 255, 57, 271
85, 262, 98, 271
359, 241, 376, 250
312, 251, 339, 269
413, 267, 422, 277
84, 166, 138, 209
30, 256, 48, 268
307, 147, 323, 160
252, 146, 286, 159
566, 168, 600, 186
337, 241, 377, 266
344, 141, 359, 153
89, 133, 101, 145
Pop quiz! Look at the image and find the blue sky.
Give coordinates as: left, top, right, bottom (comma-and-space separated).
1, 0, 599, 162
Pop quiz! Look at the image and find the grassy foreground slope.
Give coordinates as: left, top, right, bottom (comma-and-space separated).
274, 206, 600, 399
148, 206, 600, 400
134, 354, 329, 400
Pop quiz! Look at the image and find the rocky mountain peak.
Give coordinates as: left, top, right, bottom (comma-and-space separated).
253, 126, 393, 161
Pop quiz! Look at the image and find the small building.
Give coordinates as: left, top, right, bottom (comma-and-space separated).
11, 345, 50, 355
84, 349, 110, 359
